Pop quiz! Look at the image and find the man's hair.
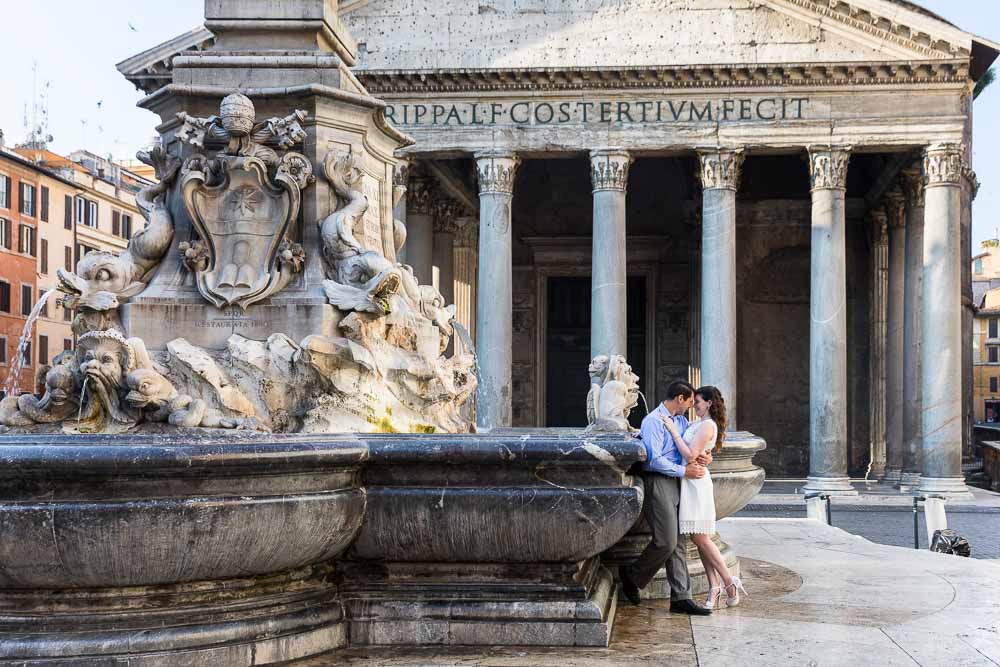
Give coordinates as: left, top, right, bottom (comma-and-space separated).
664, 380, 695, 401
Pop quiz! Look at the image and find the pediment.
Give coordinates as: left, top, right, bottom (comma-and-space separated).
342, 0, 979, 72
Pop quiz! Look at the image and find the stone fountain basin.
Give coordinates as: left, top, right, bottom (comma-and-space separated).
0, 432, 367, 589
349, 433, 646, 563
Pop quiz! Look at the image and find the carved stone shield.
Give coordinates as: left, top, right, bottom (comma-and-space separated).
181, 156, 299, 309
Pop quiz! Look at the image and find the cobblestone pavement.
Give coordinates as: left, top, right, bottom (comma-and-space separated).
735, 505, 1000, 559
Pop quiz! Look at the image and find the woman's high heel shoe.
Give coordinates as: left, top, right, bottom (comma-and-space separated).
725, 577, 748, 608
705, 586, 722, 610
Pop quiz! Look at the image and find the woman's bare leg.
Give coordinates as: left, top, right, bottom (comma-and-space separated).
691, 533, 733, 588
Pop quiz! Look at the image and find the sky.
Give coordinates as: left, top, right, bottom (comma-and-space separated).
0, 0, 997, 245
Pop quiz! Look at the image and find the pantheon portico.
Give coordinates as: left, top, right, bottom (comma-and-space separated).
121, 0, 998, 496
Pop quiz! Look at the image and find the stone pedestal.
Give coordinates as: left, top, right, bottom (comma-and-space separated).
804, 147, 857, 496
918, 145, 972, 499
697, 148, 743, 427
589, 149, 631, 359
475, 152, 519, 430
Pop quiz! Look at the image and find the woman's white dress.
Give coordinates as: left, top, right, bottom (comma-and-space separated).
678, 420, 717, 535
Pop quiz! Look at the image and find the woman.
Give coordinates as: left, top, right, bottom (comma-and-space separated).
661, 385, 747, 609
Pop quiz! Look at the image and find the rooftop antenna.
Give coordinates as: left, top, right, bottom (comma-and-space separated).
21, 61, 51, 150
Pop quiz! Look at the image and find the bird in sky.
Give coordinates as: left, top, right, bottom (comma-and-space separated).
96, 101, 103, 109
128, 21, 138, 32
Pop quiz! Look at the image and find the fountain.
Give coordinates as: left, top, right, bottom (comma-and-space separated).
0, 2, 762, 663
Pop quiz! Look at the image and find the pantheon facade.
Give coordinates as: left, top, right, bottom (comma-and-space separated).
122, 0, 998, 496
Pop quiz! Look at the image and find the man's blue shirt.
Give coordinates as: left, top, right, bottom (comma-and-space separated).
639, 403, 689, 477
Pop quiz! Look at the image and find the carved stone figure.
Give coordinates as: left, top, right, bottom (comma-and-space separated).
57, 147, 181, 336
178, 94, 313, 310
585, 355, 641, 433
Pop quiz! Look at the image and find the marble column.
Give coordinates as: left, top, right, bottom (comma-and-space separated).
868, 207, 889, 481
433, 199, 460, 305
883, 190, 907, 483
475, 151, 519, 430
453, 218, 479, 356
696, 148, 743, 427
589, 149, 632, 360
391, 161, 408, 265
406, 172, 435, 286
804, 146, 857, 495
918, 144, 971, 498
899, 166, 926, 488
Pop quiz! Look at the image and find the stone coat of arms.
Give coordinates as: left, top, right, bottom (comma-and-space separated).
178, 94, 312, 309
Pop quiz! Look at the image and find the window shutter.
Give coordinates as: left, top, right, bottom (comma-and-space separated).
39, 336, 48, 366
84, 200, 91, 227
40, 186, 49, 222
0, 282, 9, 312
40, 239, 47, 274
112, 210, 120, 236
3, 220, 10, 250
17, 225, 23, 254
64, 195, 72, 229
29, 228, 36, 258
64, 246, 72, 271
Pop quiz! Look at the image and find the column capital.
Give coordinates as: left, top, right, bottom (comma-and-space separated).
884, 188, 907, 229
475, 151, 520, 195
807, 145, 852, 191
392, 160, 410, 207
899, 165, 925, 209
695, 147, 744, 191
868, 206, 888, 244
589, 149, 633, 192
434, 198, 463, 234
923, 143, 965, 187
407, 172, 436, 215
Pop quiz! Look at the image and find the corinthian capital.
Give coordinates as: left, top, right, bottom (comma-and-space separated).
884, 188, 906, 229
407, 173, 436, 215
923, 143, 965, 187
696, 147, 744, 191
590, 149, 633, 192
868, 206, 888, 244
808, 145, 851, 191
899, 165, 925, 209
476, 151, 520, 196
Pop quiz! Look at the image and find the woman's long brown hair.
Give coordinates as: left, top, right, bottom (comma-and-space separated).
695, 385, 727, 453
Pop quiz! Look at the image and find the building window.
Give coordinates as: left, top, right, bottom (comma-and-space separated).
19, 183, 35, 217
38, 335, 48, 366
0, 218, 9, 250
64, 194, 72, 230
18, 225, 35, 257
989, 345, 999, 364
40, 186, 49, 222
975, 258, 984, 275
75, 196, 86, 225
76, 243, 97, 264
40, 238, 48, 274
991, 318, 998, 339
0, 337, 6, 364
992, 377, 999, 394
64, 245, 72, 272
0, 282, 9, 313
63, 338, 72, 351
20, 284, 32, 316
62, 304, 72, 322
0, 175, 9, 209
122, 213, 133, 239
87, 201, 98, 228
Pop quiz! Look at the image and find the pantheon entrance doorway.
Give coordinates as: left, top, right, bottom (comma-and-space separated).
545, 275, 647, 428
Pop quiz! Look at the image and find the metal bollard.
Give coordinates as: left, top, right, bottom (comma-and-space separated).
912, 495, 947, 549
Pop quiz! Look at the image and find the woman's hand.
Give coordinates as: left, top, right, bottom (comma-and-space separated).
660, 415, 679, 437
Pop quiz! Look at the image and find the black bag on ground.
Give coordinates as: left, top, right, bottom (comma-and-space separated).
930, 529, 971, 557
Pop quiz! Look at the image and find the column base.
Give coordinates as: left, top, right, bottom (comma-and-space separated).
803, 476, 858, 496
916, 476, 975, 500
882, 468, 903, 483
897, 471, 922, 490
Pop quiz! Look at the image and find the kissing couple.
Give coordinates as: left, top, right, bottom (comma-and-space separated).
619, 381, 748, 612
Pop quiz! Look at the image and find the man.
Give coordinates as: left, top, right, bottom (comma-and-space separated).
619, 380, 712, 615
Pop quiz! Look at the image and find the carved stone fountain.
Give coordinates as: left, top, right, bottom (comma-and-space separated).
0, 2, 761, 664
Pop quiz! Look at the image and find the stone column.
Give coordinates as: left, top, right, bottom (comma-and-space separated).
475, 151, 519, 430
406, 171, 435, 285
453, 218, 479, 356
883, 191, 907, 482
899, 166, 926, 488
392, 161, 409, 264
433, 200, 460, 305
868, 208, 889, 481
804, 146, 857, 495
589, 149, 632, 359
918, 144, 971, 498
696, 148, 743, 427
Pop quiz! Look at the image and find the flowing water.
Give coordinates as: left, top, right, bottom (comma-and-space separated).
76, 377, 89, 427
636, 389, 650, 416
2, 288, 58, 397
